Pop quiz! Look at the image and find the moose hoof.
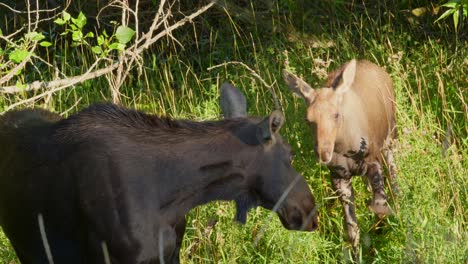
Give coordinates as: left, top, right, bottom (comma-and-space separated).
368, 199, 391, 218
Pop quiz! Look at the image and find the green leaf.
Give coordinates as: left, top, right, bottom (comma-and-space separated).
115, 26, 135, 44
442, 1, 460, 8
25, 32, 37, 40
33, 33, 45, 41
72, 31, 83, 42
85, 32, 94, 38
63, 11, 71, 21
54, 18, 66, 25
412, 7, 428, 17
15, 81, 27, 90
25, 32, 45, 41
40, 41, 52, 47
71, 12, 87, 29
14, 68, 22, 76
453, 7, 460, 30
435, 8, 456, 22
97, 35, 105, 46
109, 42, 126, 51
0, 28, 3, 36
92, 46, 103, 54
9, 49, 30, 63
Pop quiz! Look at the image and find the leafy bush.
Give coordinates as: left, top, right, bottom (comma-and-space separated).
435, 0, 468, 31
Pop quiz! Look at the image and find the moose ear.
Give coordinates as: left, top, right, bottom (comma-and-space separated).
220, 82, 247, 119
282, 69, 316, 103
334, 59, 357, 95
256, 110, 285, 143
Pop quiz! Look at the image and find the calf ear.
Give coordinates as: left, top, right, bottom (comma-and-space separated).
282, 69, 316, 103
334, 59, 356, 94
220, 82, 247, 118
256, 110, 285, 143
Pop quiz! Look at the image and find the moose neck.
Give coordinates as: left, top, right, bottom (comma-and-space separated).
157, 131, 255, 223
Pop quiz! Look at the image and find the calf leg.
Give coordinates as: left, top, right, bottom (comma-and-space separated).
331, 173, 359, 247
366, 162, 391, 218
383, 142, 399, 195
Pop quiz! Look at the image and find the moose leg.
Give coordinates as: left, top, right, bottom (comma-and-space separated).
366, 162, 391, 218
331, 174, 359, 247
170, 218, 187, 264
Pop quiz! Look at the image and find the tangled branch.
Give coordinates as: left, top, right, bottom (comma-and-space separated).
0, 0, 215, 111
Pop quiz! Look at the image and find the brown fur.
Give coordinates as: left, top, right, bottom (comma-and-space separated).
0, 92, 318, 263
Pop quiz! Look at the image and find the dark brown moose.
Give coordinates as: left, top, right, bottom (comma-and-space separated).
283, 59, 397, 247
0, 83, 317, 264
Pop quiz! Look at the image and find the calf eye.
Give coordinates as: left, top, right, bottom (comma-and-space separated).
334, 113, 340, 119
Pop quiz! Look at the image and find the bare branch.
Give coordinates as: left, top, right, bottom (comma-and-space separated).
2, 59, 115, 112
0, 2, 60, 14
0, 61, 118, 94
208, 61, 281, 110
1, 25, 27, 40
136, 1, 215, 53
0, 0, 215, 111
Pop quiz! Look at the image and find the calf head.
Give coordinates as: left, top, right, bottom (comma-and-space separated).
220, 83, 318, 231
282, 60, 357, 164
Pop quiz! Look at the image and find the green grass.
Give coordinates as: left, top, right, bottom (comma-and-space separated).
0, 1, 467, 263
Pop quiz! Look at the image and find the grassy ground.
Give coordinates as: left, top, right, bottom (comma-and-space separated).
0, 1, 467, 263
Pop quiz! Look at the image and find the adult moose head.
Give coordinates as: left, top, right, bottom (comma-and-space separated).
0, 83, 317, 264
283, 59, 398, 248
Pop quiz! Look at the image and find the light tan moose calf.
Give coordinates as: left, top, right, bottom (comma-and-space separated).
283, 59, 398, 247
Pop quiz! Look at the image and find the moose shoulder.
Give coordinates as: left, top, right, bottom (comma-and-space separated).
0, 83, 317, 264
283, 59, 398, 247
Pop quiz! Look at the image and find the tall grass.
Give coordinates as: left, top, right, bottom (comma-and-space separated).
0, 1, 466, 263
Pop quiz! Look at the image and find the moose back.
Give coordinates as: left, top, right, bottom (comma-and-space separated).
0, 83, 317, 264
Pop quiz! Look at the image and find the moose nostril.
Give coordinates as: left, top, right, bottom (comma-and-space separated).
292, 214, 303, 228
311, 216, 319, 231
302, 203, 319, 231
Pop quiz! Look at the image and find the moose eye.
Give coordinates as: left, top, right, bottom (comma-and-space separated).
334, 113, 340, 120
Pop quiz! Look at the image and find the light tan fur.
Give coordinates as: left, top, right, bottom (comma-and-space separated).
283, 59, 398, 248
